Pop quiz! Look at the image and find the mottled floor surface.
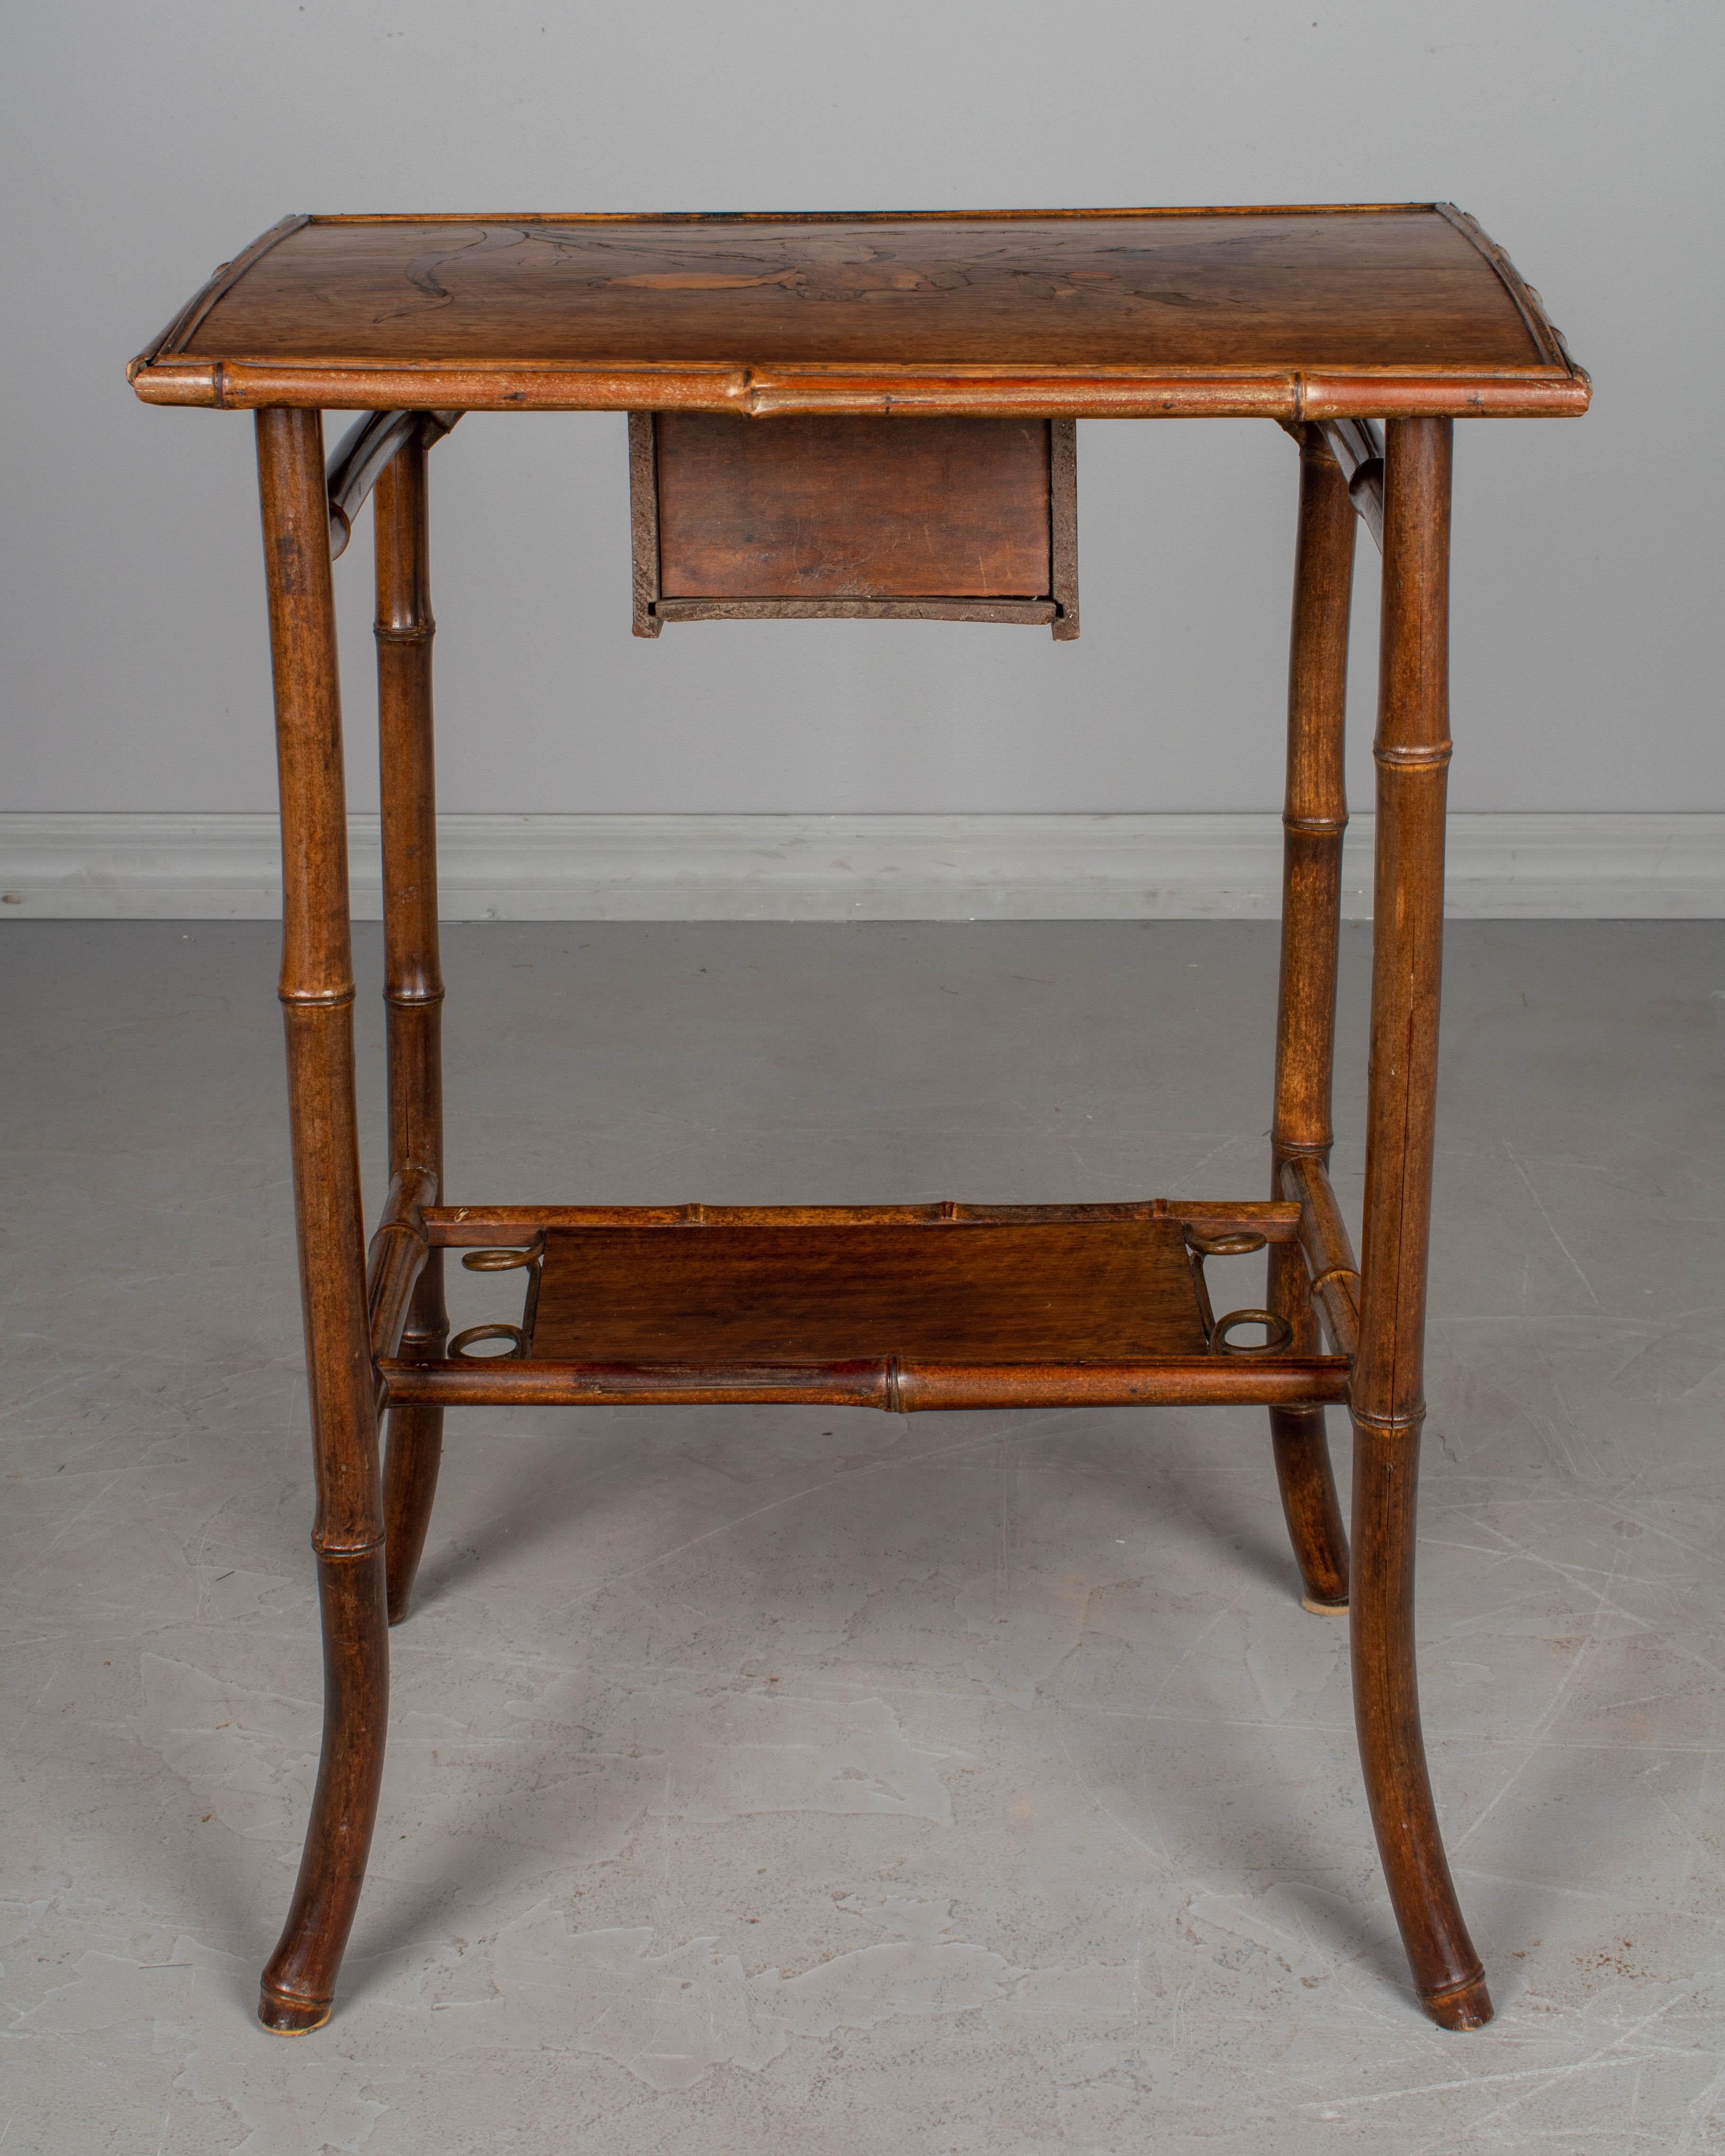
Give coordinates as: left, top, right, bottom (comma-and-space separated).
4, 919, 1724, 2155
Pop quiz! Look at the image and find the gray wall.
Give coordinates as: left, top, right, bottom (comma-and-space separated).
7, 0, 1719, 817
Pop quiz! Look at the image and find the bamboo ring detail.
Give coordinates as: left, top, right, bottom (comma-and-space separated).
461, 1234, 546, 1273
1211, 1308, 1295, 1357
449, 1322, 528, 1361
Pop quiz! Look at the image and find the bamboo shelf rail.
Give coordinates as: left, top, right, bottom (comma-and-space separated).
126, 202, 1589, 2050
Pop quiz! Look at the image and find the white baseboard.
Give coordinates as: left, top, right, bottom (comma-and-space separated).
1, 812, 1720, 921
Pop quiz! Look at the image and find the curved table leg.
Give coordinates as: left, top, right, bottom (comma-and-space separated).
258, 1551, 389, 2031
372, 428, 449, 1626
1269, 428, 1355, 1613
1353, 414, 1490, 2030
253, 407, 389, 2035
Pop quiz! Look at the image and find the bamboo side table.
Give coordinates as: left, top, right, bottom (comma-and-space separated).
128, 205, 1590, 2037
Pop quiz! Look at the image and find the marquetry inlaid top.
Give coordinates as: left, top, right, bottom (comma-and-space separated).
129, 205, 1587, 421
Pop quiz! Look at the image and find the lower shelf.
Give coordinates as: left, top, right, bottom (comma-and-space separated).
376, 1200, 1352, 1413
533, 1218, 1210, 1362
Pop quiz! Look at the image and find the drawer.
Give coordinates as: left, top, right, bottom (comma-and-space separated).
630, 412, 1077, 637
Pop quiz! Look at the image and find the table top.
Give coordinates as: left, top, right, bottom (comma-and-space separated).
129, 205, 1588, 421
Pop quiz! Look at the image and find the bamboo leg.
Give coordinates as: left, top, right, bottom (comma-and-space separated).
1268, 431, 1355, 1614
373, 429, 449, 1626
254, 407, 389, 2037
1352, 415, 1491, 2030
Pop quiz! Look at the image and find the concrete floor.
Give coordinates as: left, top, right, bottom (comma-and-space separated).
4, 917, 1724, 2154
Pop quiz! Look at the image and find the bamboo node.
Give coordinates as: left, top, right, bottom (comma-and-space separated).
1373, 741, 1453, 769
1287, 419, 1334, 463
1348, 1405, 1427, 1435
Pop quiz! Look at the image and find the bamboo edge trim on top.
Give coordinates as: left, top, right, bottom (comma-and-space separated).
130, 361, 1590, 418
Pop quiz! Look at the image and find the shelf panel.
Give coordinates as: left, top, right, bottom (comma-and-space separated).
532, 1219, 1209, 1364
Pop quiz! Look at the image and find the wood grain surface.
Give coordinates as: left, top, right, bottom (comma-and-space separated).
655, 413, 1053, 600
129, 206, 1589, 418
529, 1220, 1212, 1362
